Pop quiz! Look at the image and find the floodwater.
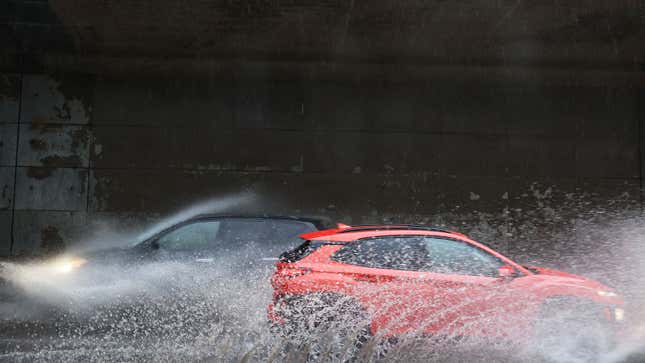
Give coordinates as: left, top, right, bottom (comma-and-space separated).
1, 191, 645, 362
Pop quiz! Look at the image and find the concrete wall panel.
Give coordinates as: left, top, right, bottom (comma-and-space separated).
506, 87, 637, 137
14, 167, 87, 211
234, 82, 307, 130
90, 169, 260, 213
308, 83, 375, 131
89, 168, 512, 217
92, 127, 307, 172
304, 132, 444, 174
0, 211, 11, 256
439, 134, 509, 177
12, 210, 86, 255
17, 124, 90, 168
0, 124, 18, 166
92, 79, 232, 126
575, 138, 639, 178
506, 136, 578, 178
0, 73, 20, 124
0, 166, 14, 211
20, 74, 92, 125
3, 70, 644, 257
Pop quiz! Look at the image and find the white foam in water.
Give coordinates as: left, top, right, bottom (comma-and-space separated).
1, 192, 645, 362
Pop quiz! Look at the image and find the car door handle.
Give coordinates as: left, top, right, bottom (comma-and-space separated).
195, 258, 214, 263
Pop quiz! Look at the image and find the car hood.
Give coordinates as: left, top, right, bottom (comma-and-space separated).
77, 246, 145, 265
525, 264, 617, 293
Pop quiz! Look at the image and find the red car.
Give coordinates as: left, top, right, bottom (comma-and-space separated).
270, 224, 624, 348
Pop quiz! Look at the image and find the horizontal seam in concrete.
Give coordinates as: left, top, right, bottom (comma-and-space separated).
16, 122, 89, 126
86, 166, 643, 179
12, 22, 66, 27
38, 53, 645, 74
88, 125, 617, 139
13, 165, 89, 169
13, 209, 83, 213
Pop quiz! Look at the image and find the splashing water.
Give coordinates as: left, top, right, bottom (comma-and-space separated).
65, 190, 259, 254
1, 191, 645, 362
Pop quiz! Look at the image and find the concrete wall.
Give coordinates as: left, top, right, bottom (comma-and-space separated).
1, 0, 644, 257
0, 68, 641, 256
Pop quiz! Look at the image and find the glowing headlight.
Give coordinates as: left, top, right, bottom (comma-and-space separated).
51, 257, 87, 274
597, 290, 618, 297
614, 308, 625, 322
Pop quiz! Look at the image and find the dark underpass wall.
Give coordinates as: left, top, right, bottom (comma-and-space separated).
1, 0, 644, 258
0, 68, 642, 257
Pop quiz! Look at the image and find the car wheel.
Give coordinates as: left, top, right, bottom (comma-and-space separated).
274, 292, 372, 361
533, 297, 612, 363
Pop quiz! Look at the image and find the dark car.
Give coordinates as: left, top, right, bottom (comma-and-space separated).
0, 215, 330, 308
0, 215, 330, 338
44, 215, 331, 274
94, 215, 326, 262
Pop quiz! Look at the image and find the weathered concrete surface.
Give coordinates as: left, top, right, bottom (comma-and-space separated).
17, 124, 90, 168
0, 70, 642, 256
92, 79, 231, 127
14, 167, 87, 211
0, 211, 11, 256
0, 1, 644, 256
11, 210, 86, 256
45, 0, 645, 67
0, 167, 14, 211
0, 72, 93, 255
21, 75, 92, 126
0, 124, 18, 166
0, 74, 19, 124
0, 64, 642, 256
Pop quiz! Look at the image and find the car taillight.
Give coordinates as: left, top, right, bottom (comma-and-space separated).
272, 264, 313, 290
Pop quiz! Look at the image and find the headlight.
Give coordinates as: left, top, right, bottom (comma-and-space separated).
50, 257, 87, 274
597, 290, 618, 297
614, 308, 625, 322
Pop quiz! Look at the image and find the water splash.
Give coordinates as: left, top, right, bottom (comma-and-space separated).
1, 189, 645, 362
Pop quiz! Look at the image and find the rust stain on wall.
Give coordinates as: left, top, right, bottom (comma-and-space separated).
26, 167, 53, 180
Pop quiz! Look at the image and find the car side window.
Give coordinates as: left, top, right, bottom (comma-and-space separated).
215, 219, 316, 251
421, 237, 503, 277
332, 236, 428, 271
156, 221, 220, 251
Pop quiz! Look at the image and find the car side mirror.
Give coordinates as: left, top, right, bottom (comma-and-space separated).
498, 265, 517, 279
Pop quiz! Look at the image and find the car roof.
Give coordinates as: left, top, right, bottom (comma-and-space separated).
298, 224, 533, 275
300, 224, 468, 241
134, 214, 332, 246
181, 214, 333, 230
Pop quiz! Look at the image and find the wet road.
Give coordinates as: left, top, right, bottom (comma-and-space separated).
2, 293, 645, 363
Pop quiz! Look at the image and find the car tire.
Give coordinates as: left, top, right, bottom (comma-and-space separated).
533, 297, 612, 363
274, 292, 372, 361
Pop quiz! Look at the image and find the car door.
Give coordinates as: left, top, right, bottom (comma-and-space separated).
329, 236, 449, 336
413, 236, 510, 337
330, 235, 512, 337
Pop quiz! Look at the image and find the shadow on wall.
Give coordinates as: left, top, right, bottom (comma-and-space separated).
3, 0, 77, 56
